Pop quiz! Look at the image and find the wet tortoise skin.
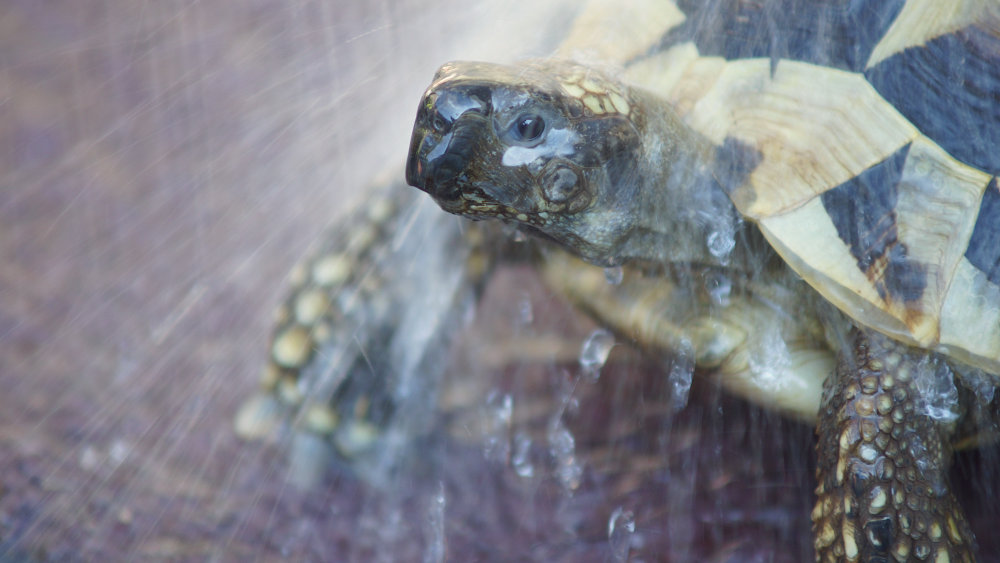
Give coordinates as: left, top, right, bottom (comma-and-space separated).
247, 1, 1000, 560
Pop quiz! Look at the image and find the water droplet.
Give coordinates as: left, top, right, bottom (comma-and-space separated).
707, 228, 736, 261
607, 507, 636, 562
512, 432, 534, 478
516, 297, 533, 325
914, 355, 960, 422
668, 354, 694, 412
108, 440, 130, 465
747, 323, 791, 392
79, 445, 100, 471
702, 270, 732, 306
424, 482, 446, 563
579, 329, 614, 381
483, 391, 513, 463
604, 265, 623, 285
548, 418, 581, 491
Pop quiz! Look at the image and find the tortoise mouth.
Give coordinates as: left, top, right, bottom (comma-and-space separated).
406, 150, 479, 211
411, 176, 513, 220
406, 109, 488, 200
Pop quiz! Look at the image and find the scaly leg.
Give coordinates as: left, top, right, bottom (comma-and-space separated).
813, 329, 977, 562
538, 248, 834, 422
235, 181, 493, 484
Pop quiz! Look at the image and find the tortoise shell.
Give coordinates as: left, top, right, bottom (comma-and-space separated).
248, 1, 1000, 559
559, 0, 1000, 375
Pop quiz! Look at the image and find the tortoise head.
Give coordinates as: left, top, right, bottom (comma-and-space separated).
406, 60, 647, 266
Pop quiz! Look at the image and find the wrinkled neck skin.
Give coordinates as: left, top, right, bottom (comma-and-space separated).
595, 88, 747, 271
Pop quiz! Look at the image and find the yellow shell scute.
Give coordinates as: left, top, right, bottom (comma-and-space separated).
679, 55, 1000, 374
560, 69, 631, 117
685, 59, 920, 219
556, 0, 684, 64
938, 258, 1000, 373
582, 94, 606, 115
866, 0, 997, 68
608, 91, 630, 115
561, 81, 586, 98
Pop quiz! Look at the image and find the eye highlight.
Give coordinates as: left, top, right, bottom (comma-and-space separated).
431, 113, 448, 133
514, 115, 545, 141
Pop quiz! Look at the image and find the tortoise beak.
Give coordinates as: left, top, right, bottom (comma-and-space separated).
406, 83, 492, 203
407, 114, 488, 203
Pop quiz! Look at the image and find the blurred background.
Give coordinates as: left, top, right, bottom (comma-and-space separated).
1, 1, 997, 561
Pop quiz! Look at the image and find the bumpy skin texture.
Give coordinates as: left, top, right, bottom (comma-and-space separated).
253, 1, 1000, 559
813, 330, 975, 562
240, 186, 493, 472
404, 57, 998, 561
408, 60, 743, 271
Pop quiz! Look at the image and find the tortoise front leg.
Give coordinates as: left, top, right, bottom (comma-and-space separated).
813, 329, 977, 562
538, 249, 833, 422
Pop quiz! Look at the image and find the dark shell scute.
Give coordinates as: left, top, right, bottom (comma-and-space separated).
667, 0, 904, 71
713, 136, 763, 197
820, 143, 927, 304
865, 25, 1000, 177
966, 177, 1000, 285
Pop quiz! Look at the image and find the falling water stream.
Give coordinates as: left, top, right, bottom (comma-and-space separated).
2, 2, 998, 561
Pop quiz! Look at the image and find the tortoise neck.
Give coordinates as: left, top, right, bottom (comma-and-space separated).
618, 91, 743, 268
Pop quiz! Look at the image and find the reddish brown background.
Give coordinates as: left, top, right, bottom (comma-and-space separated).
1, 1, 997, 561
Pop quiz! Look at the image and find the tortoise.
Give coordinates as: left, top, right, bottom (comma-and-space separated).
239, 0, 1000, 560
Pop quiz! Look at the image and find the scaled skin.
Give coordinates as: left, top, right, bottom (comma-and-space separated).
407, 61, 738, 269
406, 59, 993, 561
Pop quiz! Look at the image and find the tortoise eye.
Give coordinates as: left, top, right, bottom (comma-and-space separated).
431, 113, 448, 133
515, 115, 545, 141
